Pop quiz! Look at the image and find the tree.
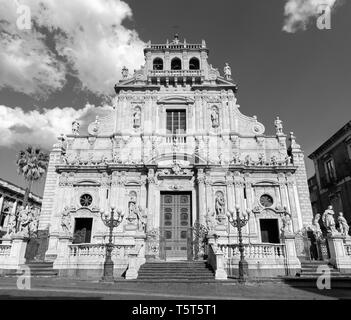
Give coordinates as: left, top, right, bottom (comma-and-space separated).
16, 146, 49, 208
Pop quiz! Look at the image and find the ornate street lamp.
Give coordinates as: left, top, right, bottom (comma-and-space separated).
227, 205, 251, 283
100, 206, 124, 282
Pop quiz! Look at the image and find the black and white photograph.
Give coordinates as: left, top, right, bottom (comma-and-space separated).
0, 0, 350, 309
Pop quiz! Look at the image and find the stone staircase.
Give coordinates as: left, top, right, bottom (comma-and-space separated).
5, 261, 58, 277
137, 261, 215, 281
297, 260, 341, 278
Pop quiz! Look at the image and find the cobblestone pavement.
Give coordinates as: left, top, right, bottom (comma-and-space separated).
0, 277, 350, 300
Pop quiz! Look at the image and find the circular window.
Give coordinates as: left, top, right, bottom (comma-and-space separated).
80, 194, 93, 207
260, 194, 273, 208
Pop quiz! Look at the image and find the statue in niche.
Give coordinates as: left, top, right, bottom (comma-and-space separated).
274, 117, 283, 135
211, 107, 219, 128
322, 205, 337, 234
72, 120, 80, 136
215, 192, 225, 217
133, 107, 141, 128
127, 192, 138, 223
224, 63, 232, 80
337, 212, 349, 237
61, 206, 72, 235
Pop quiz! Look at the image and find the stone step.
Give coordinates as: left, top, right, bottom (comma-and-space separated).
137, 261, 215, 280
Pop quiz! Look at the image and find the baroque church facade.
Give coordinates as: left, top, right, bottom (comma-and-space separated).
37, 35, 317, 278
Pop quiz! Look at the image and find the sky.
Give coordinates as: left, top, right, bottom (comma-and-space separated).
0, 0, 350, 197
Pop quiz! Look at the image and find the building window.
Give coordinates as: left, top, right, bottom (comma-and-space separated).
153, 58, 163, 70
189, 57, 200, 70
324, 158, 336, 182
166, 110, 186, 135
80, 194, 93, 207
171, 57, 182, 70
260, 194, 274, 208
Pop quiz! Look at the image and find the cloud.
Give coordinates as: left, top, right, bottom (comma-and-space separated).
0, 0, 145, 98
0, 104, 110, 148
283, 0, 341, 33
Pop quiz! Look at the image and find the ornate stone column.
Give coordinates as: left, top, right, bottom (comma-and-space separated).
196, 169, 206, 225
146, 169, 157, 231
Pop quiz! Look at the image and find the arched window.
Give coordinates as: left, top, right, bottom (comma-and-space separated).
171, 57, 182, 70
189, 57, 200, 70
153, 58, 163, 70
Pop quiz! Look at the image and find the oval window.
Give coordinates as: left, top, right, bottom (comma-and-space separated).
80, 194, 93, 207
260, 194, 274, 208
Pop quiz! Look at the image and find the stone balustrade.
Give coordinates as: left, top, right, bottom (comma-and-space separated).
218, 243, 286, 261
68, 243, 135, 261
0, 244, 11, 257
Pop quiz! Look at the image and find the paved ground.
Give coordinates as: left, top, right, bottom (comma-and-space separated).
0, 277, 350, 299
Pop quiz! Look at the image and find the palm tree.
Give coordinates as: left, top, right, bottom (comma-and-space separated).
16, 146, 49, 208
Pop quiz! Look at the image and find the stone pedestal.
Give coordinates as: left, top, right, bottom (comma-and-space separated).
53, 235, 73, 269
125, 253, 139, 280
214, 250, 227, 280
8, 236, 29, 268
327, 234, 351, 273
45, 231, 60, 261
282, 234, 301, 276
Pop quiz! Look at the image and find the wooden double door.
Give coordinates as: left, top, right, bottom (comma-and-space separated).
160, 192, 191, 260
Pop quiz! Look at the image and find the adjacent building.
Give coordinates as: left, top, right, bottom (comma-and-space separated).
0, 178, 42, 237
308, 121, 351, 223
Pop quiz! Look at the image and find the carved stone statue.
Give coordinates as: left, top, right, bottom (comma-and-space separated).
215, 192, 225, 217
72, 120, 80, 135
274, 117, 283, 135
337, 212, 350, 237
17, 206, 31, 237
224, 63, 232, 80
205, 208, 216, 232
231, 152, 241, 165
312, 213, 322, 238
5, 209, 17, 237
133, 107, 141, 128
322, 205, 337, 234
281, 210, 293, 235
61, 206, 71, 235
211, 107, 219, 128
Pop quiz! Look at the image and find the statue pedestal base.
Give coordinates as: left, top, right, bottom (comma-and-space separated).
327, 234, 351, 273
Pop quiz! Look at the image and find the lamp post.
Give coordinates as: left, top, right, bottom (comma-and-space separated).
227, 205, 250, 283
100, 206, 124, 282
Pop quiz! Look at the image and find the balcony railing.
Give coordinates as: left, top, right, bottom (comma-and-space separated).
165, 135, 187, 144
148, 69, 204, 78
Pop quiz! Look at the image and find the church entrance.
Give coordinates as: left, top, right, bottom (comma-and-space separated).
73, 218, 93, 244
259, 219, 280, 244
160, 192, 191, 260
